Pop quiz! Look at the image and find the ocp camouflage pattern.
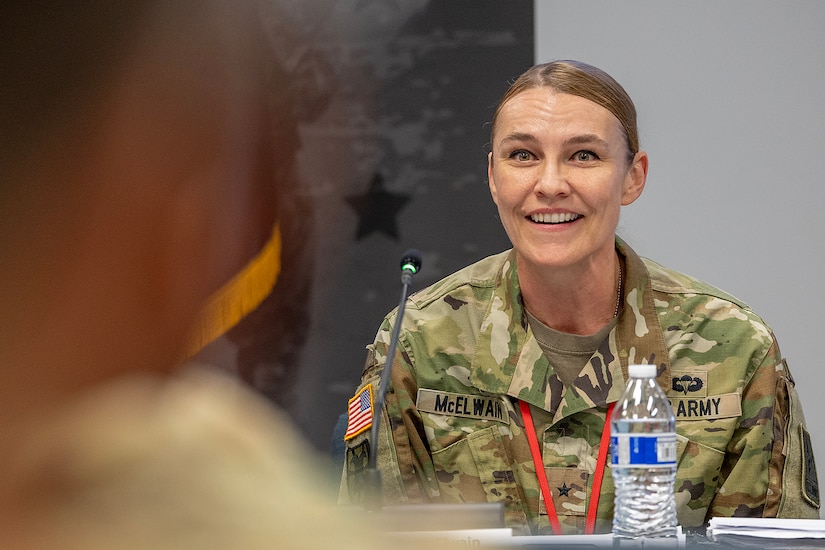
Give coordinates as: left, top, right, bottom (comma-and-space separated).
340, 238, 820, 535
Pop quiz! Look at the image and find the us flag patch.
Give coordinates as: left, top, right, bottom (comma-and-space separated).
344, 385, 373, 441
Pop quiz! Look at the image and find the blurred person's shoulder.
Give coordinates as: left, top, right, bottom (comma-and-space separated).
2, 365, 391, 548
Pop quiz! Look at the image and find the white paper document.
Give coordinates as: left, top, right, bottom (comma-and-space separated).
708, 517, 825, 547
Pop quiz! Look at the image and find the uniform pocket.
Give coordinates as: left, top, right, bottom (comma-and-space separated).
674, 434, 725, 528
432, 425, 530, 530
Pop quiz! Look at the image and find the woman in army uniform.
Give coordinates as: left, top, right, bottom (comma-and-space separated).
340, 60, 820, 535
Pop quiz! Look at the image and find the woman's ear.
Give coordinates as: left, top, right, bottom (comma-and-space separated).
621, 150, 648, 206
487, 152, 499, 205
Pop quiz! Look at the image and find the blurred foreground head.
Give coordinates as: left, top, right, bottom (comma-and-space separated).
0, 2, 348, 547
0, 0, 294, 420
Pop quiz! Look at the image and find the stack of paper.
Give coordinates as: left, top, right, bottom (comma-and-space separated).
708, 517, 825, 548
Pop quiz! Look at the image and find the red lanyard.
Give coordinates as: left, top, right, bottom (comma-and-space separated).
519, 400, 615, 535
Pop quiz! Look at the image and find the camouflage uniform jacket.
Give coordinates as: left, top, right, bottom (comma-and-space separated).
340, 239, 820, 535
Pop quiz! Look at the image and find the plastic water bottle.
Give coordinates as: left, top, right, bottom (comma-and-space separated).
611, 363, 678, 540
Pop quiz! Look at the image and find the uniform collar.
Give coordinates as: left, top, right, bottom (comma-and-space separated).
469, 238, 672, 419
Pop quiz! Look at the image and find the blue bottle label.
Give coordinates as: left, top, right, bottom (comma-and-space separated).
611, 433, 677, 467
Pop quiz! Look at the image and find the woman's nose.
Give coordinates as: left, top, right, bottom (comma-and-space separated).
534, 161, 571, 198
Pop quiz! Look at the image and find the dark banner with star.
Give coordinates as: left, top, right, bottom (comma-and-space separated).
195, 0, 534, 469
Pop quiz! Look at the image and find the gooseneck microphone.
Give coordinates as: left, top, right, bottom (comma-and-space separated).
364, 248, 422, 512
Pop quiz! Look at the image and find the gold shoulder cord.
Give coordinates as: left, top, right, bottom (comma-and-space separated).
185, 224, 282, 358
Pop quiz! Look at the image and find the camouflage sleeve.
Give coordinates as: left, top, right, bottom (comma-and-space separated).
710, 334, 820, 519
771, 356, 821, 517
339, 314, 441, 506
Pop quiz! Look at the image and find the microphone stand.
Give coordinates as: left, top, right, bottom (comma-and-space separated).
364, 249, 421, 512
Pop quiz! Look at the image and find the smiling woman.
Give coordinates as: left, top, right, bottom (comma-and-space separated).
487, 88, 646, 335
340, 60, 820, 536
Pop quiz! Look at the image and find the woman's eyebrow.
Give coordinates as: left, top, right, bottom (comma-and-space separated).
564, 134, 610, 149
498, 132, 538, 146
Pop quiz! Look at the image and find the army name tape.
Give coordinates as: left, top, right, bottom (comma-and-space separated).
417, 388, 508, 423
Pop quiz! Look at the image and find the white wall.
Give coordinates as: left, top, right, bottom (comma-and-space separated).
536, 0, 825, 512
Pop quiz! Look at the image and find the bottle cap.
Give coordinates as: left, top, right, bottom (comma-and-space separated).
628, 364, 657, 378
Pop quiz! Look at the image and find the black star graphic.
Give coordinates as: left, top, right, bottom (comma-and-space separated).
345, 173, 410, 241
557, 482, 571, 497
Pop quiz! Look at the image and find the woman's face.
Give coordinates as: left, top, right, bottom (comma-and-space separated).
488, 88, 647, 273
